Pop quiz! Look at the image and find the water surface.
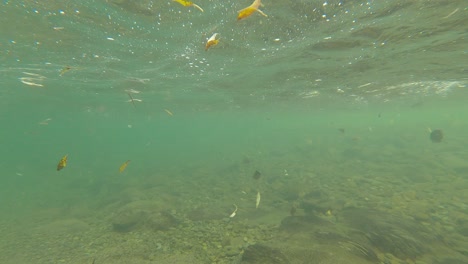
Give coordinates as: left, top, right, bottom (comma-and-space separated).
1, 0, 467, 263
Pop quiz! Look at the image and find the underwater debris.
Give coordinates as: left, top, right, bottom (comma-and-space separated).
20, 72, 46, 87
205, 33, 219, 51
173, 0, 204, 12
119, 160, 131, 173
60, 66, 72, 76
57, 154, 68, 171
19, 78, 43, 87
229, 204, 238, 218
237, 0, 267, 20
256, 191, 261, 209
164, 109, 174, 116
127, 93, 137, 108
38, 118, 52, 125
253, 170, 261, 180
430, 129, 443, 143
125, 88, 142, 94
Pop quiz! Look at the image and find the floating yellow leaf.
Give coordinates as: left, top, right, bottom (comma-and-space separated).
57, 154, 68, 171
173, 0, 204, 12
119, 160, 131, 173
238, 0, 267, 20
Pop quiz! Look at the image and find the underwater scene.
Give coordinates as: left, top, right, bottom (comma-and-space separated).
0, 0, 467, 263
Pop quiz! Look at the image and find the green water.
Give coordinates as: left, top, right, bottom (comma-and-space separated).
1, 0, 467, 263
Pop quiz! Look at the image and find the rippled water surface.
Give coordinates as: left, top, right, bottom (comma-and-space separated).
1, 1, 467, 263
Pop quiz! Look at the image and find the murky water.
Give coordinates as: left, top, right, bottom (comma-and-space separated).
1, 1, 467, 263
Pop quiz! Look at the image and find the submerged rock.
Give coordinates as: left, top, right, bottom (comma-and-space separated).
279, 205, 435, 262
111, 201, 178, 232
339, 207, 430, 259
147, 210, 179, 231
430, 129, 443, 143
112, 209, 147, 232
280, 214, 331, 233
241, 244, 289, 264
280, 215, 379, 262
241, 240, 379, 264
